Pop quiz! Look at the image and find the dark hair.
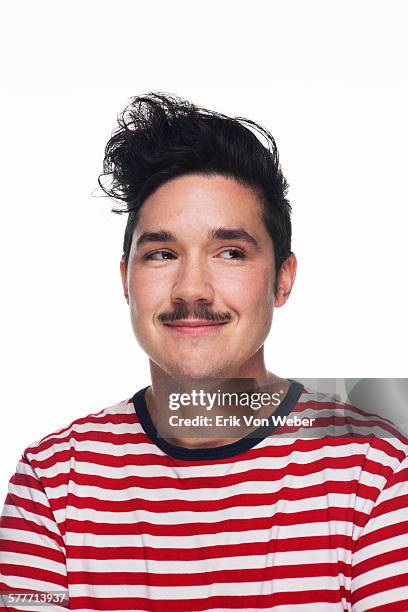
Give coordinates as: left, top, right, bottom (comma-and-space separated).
99, 92, 292, 284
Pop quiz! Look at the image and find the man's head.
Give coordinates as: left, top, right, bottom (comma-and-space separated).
100, 93, 296, 379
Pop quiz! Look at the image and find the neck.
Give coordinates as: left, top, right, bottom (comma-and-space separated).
144, 357, 290, 449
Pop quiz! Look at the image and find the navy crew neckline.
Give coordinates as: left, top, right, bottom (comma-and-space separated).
132, 379, 305, 461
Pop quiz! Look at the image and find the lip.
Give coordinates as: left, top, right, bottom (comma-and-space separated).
163, 321, 229, 336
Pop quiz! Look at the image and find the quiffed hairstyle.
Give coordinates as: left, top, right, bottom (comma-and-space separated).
99, 93, 292, 283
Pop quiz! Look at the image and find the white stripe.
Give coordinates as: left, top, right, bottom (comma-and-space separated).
352, 585, 408, 611
63, 489, 375, 523
67, 574, 345, 598
1, 505, 63, 537
351, 558, 408, 591
66, 529, 354, 557
42, 466, 375, 503
352, 533, 408, 565
29, 424, 152, 463
0, 573, 67, 592
357, 507, 408, 536
30, 437, 402, 480
253, 605, 347, 612
33, 445, 394, 481
0, 527, 63, 548
1, 551, 65, 574
8, 482, 55, 507
66, 549, 352, 574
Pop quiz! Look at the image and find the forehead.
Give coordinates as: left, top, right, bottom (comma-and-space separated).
135, 174, 267, 235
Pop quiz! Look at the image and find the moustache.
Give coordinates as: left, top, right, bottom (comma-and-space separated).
157, 304, 232, 323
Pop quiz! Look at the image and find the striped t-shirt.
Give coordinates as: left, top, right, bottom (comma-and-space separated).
1, 380, 408, 611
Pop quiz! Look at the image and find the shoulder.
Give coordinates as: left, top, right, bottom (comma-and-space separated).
296, 384, 408, 468
23, 395, 138, 469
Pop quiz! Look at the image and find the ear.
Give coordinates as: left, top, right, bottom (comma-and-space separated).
274, 252, 297, 308
120, 256, 129, 304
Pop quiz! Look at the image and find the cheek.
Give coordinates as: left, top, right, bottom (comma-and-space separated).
241, 275, 274, 341
226, 270, 273, 314
128, 273, 166, 319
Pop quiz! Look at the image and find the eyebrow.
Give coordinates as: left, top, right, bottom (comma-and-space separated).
135, 227, 260, 250
135, 230, 175, 250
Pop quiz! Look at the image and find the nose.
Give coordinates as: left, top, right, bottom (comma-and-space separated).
170, 258, 215, 306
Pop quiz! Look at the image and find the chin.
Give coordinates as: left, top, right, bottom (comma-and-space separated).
163, 360, 230, 381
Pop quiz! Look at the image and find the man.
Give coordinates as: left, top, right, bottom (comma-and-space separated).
0, 93, 407, 611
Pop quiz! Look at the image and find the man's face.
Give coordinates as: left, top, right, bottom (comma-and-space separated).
120, 174, 295, 380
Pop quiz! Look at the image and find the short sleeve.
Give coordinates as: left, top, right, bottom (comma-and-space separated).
0, 451, 69, 611
351, 453, 408, 611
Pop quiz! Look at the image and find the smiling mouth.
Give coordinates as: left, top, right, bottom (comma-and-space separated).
163, 320, 229, 336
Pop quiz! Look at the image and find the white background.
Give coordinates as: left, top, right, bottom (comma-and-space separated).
1, 0, 407, 501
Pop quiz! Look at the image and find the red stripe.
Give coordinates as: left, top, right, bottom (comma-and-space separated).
67, 534, 353, 561
351, 572, 408, 605
370, 493, 408, 520
352, 546, 408, 578
67, 560, 351, 586
1, 563, 67, 588
65, 505, 364, 539
2, 493, 58, 523
353, 521, 408, 552
29, 410, 137, 454
40, 454, 387, 491
0, 539, 65, 564
363, 598, 408, 612
53, 480, 377, 513
0, 516, 65, 547
9, 472, 45, 493
300, 398, 408, 439
68, 587, 349, 611
28, 434, 406, 470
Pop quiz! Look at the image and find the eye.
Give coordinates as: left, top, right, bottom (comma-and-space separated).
218, 248, 246, 260
145, 250, 176, 261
